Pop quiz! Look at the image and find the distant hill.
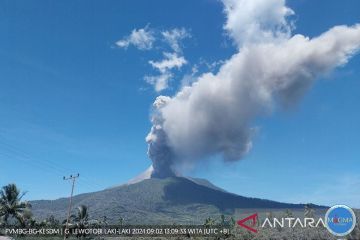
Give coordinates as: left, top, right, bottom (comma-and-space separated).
31, 177, 324, 224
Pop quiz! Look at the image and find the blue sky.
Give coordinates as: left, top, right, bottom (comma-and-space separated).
0, 0, 359, 208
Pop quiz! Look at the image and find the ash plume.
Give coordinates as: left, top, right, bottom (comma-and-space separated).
146, 0, 360, 178
146, 96, 177, 178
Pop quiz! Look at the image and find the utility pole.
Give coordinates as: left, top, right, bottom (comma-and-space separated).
63, 173, 79, 240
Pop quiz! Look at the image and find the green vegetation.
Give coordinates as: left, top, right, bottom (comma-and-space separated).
70, 205, 89, 227
0, 183, 32, 227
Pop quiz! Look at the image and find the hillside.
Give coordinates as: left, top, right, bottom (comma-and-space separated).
31, 177, 322, 224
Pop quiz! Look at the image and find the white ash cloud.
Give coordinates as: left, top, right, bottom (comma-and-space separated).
223, 0, 294, 47
146, 96, 177, 178
146, 0, 360, 177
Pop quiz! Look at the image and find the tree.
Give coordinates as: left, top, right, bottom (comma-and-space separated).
45, 215, 60, 227
71, 205, 89, 227
118, 217, 124, 226
69, 205, 89, 239
0, 183, 31, 226
304, 204, 315, 218
102, 215, 108, 225
284, 209, 293, 218
229, 216, 236, 227
204, 217, 215, 227
220, 214, 225, 225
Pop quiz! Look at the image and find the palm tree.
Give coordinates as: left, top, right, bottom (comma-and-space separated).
70, 205, 89, 227
220, 214, 226, 225
0, 183, 31, 226
204, 217, 215, 227
69, 205, 89, 239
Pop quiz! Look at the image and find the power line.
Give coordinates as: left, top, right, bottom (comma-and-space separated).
0, 138, 103, 190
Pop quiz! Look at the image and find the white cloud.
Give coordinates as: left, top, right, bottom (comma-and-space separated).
149, 52, 187, 73
116, 26, 155, 50
161, 28, 190, 53
180, 65, 199, 87
116, 26, 190, 91
144, 73, 172, 92
116, 26, 190, 53
146, 53, 187, 92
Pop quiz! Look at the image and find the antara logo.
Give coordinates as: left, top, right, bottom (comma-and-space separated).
237, 213, 326, 233
237, 213, 258, 233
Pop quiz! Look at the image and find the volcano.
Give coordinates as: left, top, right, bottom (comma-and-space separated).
31, 170, 323, 224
